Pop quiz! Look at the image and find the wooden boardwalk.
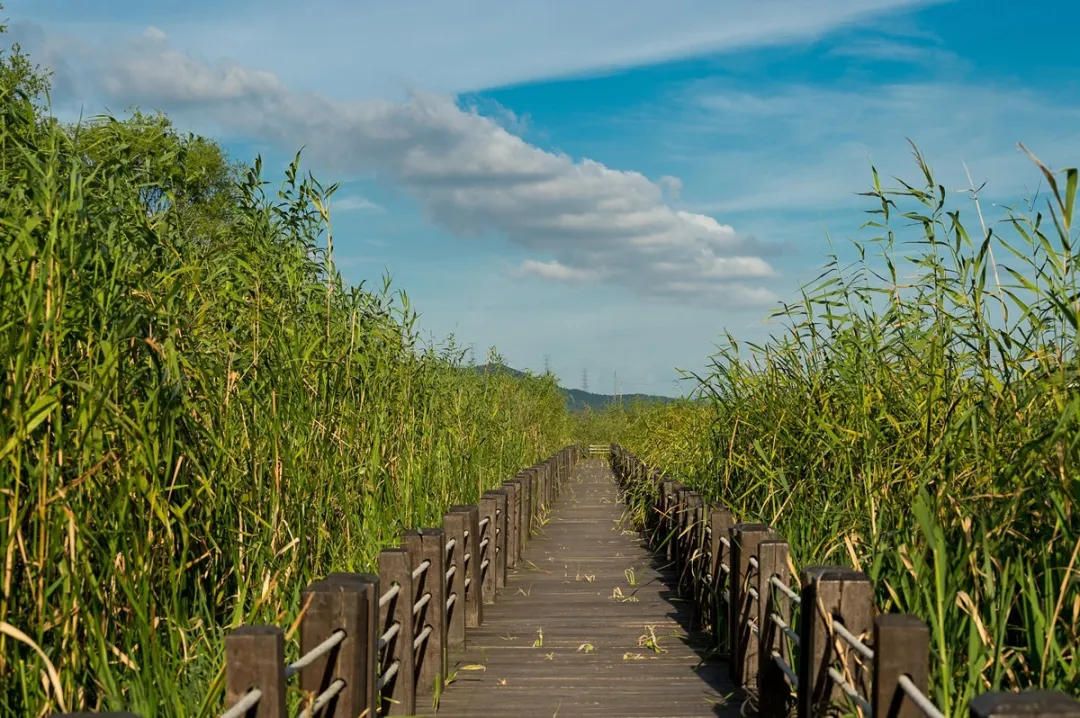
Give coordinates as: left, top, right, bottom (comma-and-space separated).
425, 459, 739, 717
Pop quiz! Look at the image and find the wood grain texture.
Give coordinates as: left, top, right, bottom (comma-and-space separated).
424, 460, 740, 718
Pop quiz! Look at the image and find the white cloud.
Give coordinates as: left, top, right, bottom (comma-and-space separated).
9, 0, 947, 101
333, 195, 383, 213
672, 80, 1080, 217
517, 260, 598, 283
40, 27, 783, 306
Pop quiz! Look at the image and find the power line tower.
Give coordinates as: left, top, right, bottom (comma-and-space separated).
581, 368, 589, 393
543, 354, 551, 375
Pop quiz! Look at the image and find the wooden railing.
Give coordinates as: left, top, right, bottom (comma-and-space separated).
609, 443, 1080, 718
56, 445, 581, 718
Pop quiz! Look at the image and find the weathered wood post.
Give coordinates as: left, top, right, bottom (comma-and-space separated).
377, 548, 415, 716
298, 574, 376, 718
729, 523, 775, 687
970, 692, 1080, 718
442, 512, 468, 649
502, 479, 521, 567
478, 493, 499, 604
797, 566, 873, 718
668, 484, 681, 570
709, 507, 735, 651
517, 471, 532, 544
224, 625, 287, 718
663, 481, 681, 563
757, 540, 792, 718
873, 615, 929, 718
450, 505, 483, 627
485, 489, 509, 588
403, 530, 444, 698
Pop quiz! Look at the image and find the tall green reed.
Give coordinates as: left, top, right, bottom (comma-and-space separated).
612, 145, 1080, 713
0, 73, 569, 715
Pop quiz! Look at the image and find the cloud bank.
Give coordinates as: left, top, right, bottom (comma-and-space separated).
37, 26, 781, 306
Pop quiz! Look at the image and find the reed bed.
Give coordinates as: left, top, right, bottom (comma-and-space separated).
592, 146, 1080, 714
0, 54, 569, 714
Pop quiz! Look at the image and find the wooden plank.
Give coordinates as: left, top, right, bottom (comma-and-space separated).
424, 459, 740, 718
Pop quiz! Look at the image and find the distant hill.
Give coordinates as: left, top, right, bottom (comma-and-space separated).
468, 363, 677, 412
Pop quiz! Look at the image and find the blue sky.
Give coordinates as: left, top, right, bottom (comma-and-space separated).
6, 0, 1079, 396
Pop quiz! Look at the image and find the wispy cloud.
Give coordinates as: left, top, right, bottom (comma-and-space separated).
34, 26, 786, 306
10, 0, 948, 100
826, 37, 960, 67
673, 79, 1080, 218
333, 194, 383, 213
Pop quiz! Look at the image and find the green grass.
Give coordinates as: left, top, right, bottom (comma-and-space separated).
0, 42, 569, 715
586, 145, 1080, 714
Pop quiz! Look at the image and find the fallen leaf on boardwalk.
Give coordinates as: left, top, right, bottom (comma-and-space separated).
498, 679, 508, 686
623, 653, 645, 660
460, 664, 486, 671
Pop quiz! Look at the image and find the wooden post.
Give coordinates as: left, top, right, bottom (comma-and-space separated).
873, 615, 929, 718
757, 540, 792, 718
416, 529, 447, 697
667, 484, 680, 568
442, 511, 468, 649
970, 692, 1080, 718
502, 480, 521, 567
450, 505, 483, 627
479, 493, 499, 604
377, 548, 415, 716
224, 625, 287, 718
403, 531, 441, 698
325, 573, 379, 717
676, 490, 693, 595
524, 470, 537, 538
539, 463, 548, 514
485, 489, 509, 588
646, 469, 663, 538
797, 566, 874, 718
709, 508, 735, 651
298, 575, 375, 718
729, 523, 775, 687
518, 471, 533, 543
684, 494, 704, 603
656, 481, 673, 561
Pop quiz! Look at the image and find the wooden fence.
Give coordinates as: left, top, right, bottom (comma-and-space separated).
609, 443, 1080, 718
56, 446, 580, 718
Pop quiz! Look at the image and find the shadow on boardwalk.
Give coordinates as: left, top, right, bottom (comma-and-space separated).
425, 459, 741, 718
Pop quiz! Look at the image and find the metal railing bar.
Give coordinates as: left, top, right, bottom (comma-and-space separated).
377, 661, 400, 691
413, 625, 433, 651
411, 559, 431, 581
772, 651, 798, 687
769, 612, 801, 646
770, 575, 802, 605
833, 621, 875, 662
412, 592, 431, 616
219, 689, 262, 718
297, 679, 346, 718
828, 667, 873, 715
378, 622, 400, 651
379, 583, 400, 608
899, 675, 946, 718
284, 629, 346, 679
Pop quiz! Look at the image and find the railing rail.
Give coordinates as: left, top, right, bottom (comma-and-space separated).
56, 445, 581, 718
608, 443, 1080, 718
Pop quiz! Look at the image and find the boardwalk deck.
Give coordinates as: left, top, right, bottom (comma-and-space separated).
424, 459, 740, 718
